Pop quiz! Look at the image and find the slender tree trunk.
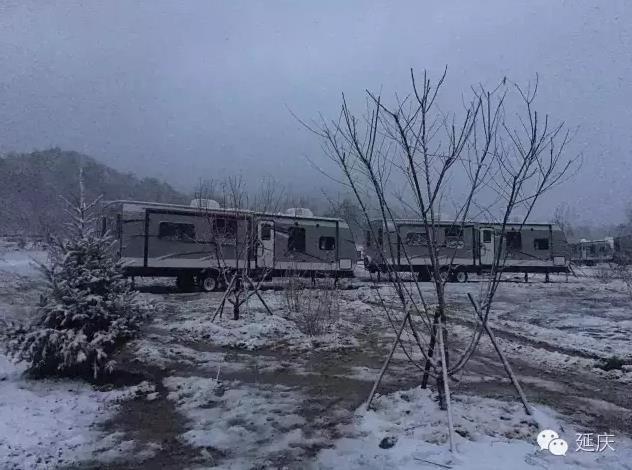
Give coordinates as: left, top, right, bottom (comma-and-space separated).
233, 275, 242, 320
421, 310, 440, 388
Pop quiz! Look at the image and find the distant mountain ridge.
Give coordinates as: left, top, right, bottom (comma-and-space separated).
0, 148, 188, 236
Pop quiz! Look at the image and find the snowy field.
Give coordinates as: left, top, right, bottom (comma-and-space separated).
1, 247, 632, 469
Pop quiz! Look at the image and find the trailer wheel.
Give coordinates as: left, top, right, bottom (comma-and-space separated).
433, 269, 451, 283
199, 274, 219, 292
455, 271, 468, 283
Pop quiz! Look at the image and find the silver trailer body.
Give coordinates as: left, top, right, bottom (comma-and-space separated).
571, 236, 632, 265
363, 220, 569, 279
101, 200, 357, 283
570, 238, 615, 265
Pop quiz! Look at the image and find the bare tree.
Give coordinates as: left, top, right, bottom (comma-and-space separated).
193, 176, 279, 320
322, 193, 365, 244
305, 69, 575, 450
251, 177, 286, 214
552, 202, 575, 240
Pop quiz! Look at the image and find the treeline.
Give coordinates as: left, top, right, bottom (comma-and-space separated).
0, 148, 187, 236
553, 202, 632, 243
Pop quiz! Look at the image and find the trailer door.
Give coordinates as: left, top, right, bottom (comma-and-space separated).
480, 227, 495, 265
257, 221, 275, 268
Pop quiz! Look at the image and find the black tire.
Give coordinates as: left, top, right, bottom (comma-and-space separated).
199, 274, 219, 292
455, 271, 468, 283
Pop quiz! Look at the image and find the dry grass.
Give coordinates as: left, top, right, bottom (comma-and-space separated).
283, 275, 341, 336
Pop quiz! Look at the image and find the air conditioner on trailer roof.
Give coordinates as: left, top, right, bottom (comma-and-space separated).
190, 199, 220, 210
285, 208, 313, 217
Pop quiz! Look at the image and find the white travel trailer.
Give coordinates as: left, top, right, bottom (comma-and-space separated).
570, 238, 615, 265
570, 236, 632, 265
363, 220, 570, 282
101, 200, 357, 291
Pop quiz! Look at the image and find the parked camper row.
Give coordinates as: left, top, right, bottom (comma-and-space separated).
101, 201, 572, 289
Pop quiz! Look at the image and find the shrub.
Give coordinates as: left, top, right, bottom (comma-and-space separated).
283, 275, 340, 336
594, 266, 615, 284
3, 188, 144, 379
596, 355, 627, 371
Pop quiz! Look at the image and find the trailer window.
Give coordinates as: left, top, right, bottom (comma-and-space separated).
445, 226, 463, 238
158, 222, 196, 241
534, 238, 549, 250
288, 227, 306, 252
212, 218, 237, 237
483, 230, 492, 243
260, 223, 272, 240
319, 236, 335, 250
406, 232, 427, 246
365, 230, 372, 247
377, 228, 383, 247
505, 231, 522, 250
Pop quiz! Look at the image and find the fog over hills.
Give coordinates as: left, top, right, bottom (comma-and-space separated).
0, 149, 187, 236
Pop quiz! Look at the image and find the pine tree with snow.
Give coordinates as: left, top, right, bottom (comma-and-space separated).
4, 174, 144, 378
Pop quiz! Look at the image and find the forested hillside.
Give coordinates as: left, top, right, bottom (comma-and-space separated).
0, 148, 187, 236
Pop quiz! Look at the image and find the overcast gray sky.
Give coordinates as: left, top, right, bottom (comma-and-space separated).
0, 1, 630, 224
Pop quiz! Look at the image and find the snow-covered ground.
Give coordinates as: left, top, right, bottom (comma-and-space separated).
0, 247, 47, 324
144, 290, 361, 352
163, 376, 319, 468
315, 386, 632, 470
0, 245, 47, 277
0, 355, 159, 469
0, 247, 160, 469
1, 247, 631, 468
355, 272, 632, 377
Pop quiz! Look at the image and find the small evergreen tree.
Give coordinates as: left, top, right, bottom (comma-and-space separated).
4, 175, 144, 378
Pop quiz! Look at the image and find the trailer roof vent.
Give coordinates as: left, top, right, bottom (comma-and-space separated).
285, 207, 314, 217
190, 198, 220, 210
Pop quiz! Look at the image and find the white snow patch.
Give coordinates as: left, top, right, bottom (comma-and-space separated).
0, 354, 156, 469
171, 310, 305, 350
130, 338, 228, 370
168, 304, 358, 352
0, 249, 47, 276
315, 386, 632, 470
163, 375, 320, 468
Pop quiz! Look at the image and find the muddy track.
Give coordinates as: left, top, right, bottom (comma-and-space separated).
72, 333, 388, 469
67, 361, 216, 470
454, 313, 602, 360
364, 297, 604, 360
458, 352, 632, 436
